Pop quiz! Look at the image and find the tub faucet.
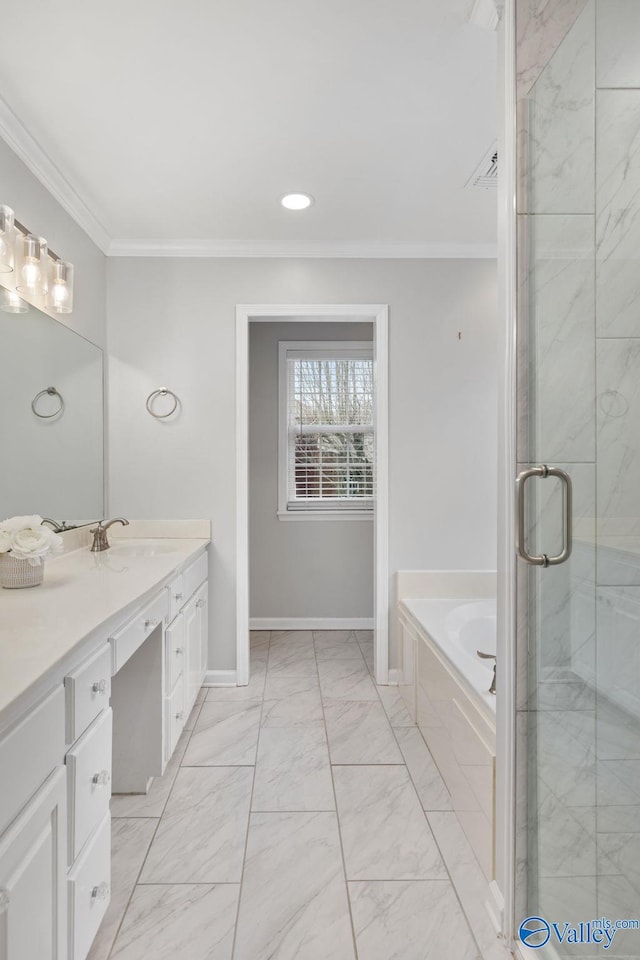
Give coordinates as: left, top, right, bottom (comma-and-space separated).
90, 518, 130, 552
477, 651, 496, 695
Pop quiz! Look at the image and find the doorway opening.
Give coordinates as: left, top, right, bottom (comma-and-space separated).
235, 304, 389, 686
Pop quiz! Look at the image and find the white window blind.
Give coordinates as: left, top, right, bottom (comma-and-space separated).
281, 342, 374, 514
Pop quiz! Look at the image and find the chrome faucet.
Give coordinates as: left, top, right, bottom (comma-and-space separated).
90, 518, 129, 552
477, 651, 497, 695
42, 518, 72, 532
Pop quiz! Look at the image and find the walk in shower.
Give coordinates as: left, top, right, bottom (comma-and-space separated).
514, 1, 640, 956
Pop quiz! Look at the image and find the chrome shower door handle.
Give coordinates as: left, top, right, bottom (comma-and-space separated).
516, 465, 573, 567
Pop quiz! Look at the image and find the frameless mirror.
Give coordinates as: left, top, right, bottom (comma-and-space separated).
0, 285, 104, 527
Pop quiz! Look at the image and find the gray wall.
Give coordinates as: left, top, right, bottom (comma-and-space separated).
0, 138, 107, 349
107, 257, 499, 670
249, 321, 374, 620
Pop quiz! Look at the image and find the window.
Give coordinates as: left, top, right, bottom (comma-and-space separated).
278, 341, 374, 518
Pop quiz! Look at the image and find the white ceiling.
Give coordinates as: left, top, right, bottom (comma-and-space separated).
0, 0, 497, 256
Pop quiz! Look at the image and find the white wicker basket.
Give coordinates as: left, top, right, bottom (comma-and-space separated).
0, 554, 45, 589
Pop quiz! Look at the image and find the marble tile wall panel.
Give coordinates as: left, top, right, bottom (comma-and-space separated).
596, 340, 640, 580
596, 0, 640, 89
517, 215, 595, 464
598, 874, 640, 955
596, 91, 640, 337
536, 780, 597, 878
596, 588, 640, 737
233, 811, 355, 960
537, 877, 597, 956
516, 0, 588, 98
518, 2, 594, 215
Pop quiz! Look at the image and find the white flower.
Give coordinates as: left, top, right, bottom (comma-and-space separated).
6, 525, 64, 564
0, 528, 12, 553
1, 514, 45, 532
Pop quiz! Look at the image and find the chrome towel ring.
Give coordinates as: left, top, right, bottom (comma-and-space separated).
146, 387, 179, 419
31, 386, 64, 419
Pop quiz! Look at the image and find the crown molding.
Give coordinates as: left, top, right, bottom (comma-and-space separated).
0, 96, 111, 254
107, 238, 498, 259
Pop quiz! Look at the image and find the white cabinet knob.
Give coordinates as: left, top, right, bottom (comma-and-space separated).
92, 770, 110, 787
91, 882, 110, 902
91, 679, 107, 695
174, 592, 183, 601
144, 617, 160, 629
175, 711, 185, 721
176, 647, 184, 656
196, 599, 206, 608
0, 888, 9, 914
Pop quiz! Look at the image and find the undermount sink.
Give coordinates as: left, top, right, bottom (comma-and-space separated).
109, 540, 179, 558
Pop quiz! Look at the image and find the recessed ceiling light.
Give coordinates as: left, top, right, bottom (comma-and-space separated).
281, 193, 314, 211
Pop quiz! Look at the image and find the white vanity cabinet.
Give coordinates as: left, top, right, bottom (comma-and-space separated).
0, 539, 210, 960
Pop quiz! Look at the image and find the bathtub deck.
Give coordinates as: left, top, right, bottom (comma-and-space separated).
89, 631, 510, 960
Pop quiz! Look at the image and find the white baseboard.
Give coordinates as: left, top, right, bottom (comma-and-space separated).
249, 617, 375, 631
203, 669, 237, 687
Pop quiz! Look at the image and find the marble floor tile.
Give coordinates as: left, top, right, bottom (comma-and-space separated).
233, 811, 355, 960
195, 685, 206, 704
348, 880, 480, 960
355, 630, 373, 643
140, 766, 252, 882
427, 812, 510, 960
333, 765, 446, 880
261, 676, 324, 726
376, 685, 414, 727
313, 630, 357, 643
324, 701, 402, 764
394, 727, 452, 811
87, 818, 157, 960
318, 659, 378, 701
183, 698, 203, 731
252, 722, 335, 812
110, 728, 190, 818
251, 630, 270, 645
314, 637, 364, 661
181, 700, 261, 765
110, 883, 239, 960
270, 629, 314, 644
267, 638, 318, 679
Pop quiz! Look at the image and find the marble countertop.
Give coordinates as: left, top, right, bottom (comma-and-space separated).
0, 537, 209, 720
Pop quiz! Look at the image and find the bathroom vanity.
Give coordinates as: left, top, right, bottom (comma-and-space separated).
0, 533, 210, 960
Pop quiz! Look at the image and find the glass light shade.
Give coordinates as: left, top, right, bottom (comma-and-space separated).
46, 259, 74, 314
0, 205, 15, 274
0, 287, 28, 314
15, 234, 48, 302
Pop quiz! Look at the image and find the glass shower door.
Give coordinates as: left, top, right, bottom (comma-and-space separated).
515, 1, 640, 956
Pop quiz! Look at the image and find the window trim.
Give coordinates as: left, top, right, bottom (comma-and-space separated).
277, 340, 375, 520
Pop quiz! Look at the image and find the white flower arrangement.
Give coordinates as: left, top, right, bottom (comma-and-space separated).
0, 515, 64, 566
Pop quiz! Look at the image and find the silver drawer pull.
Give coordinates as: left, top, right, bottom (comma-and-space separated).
92, 770, 110, 787
196, 598, 206, 608
91, 882, 110, 901
0, 888, 10, 914
175, 711, 185, 721
91, 679, 107, 695
176, 647, 184, 656
516, 465, 573, 567
144, 617, 160, 629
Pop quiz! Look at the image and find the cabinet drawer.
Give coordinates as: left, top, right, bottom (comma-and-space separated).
0, 687, 65, 836
165, 613, 186, 694
68, 812, 111, 960
164, 676, 185, 762
66, 709, 112, 864
110, 590, 168, 673
183, 552, 208, 603
166, 573, 185, 624
65, 644, 111, 744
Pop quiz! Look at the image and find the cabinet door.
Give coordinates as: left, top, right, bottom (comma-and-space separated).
184, 598, 200, 714
0, 767, 67, 960
196, 583, 208, 687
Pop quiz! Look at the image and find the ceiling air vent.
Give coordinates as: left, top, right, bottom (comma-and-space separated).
466, 144, 498, 189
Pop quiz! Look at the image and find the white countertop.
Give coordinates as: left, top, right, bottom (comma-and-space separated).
0, 538, 209, 720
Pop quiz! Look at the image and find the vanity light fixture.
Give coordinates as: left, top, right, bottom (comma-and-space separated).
0, 204, 75, 314
0, 287, 28, 314
281, 193, 314, 210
